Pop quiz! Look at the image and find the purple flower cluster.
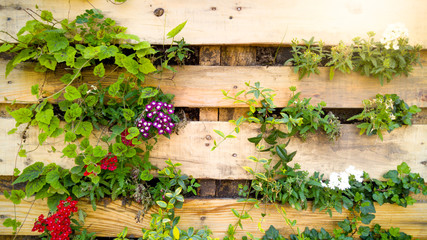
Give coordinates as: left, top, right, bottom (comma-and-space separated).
137, 101, 175, 138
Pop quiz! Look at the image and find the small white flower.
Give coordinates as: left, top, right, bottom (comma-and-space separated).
393, 45, 399, 50
86, 90, 92, 94
385, 44, 390, 50
345, 165, 364, 183
91, 85, 97, 91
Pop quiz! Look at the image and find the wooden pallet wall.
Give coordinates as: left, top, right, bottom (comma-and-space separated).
1, 0, 427, 239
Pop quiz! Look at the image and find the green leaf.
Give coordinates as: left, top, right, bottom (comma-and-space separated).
82, 46, 101, 59
112, 143, 127, 156
93, 63, 105, 77
122, 56, 139, 75
360, 213, 375, 224
140, 170, 153, 181
85, 95, 98, 107
122, 108, 135, 121
114, 32, 140, 41
231, 208, 240, 218
12, 48, 37, 66
26, 177, 47, 197
93, 146, 108, 158
5, 190, 25, 204
156, 200, 167, 208
8, 128, 17, 135
38, 132, 48, 145
62, 144, 77, 158
46, 168, 60, 184
397, 162, 410, 175
64, 103, 82, 122
98, 45, 119, 61
31, 84, 39, 96
13, 162, 44, 184
47, 194, 67, 212
40, 10, 53, 22
38, 54, 57, 70
11, 108, 33, 124
173, 226, 180, 240
134, 41, 151, 50
64, 131, 76, 142
45, 34, 69, 52
0, 43, 13, 53
138, 88, 158, 103
139, 58, 157, 74
255, 173, 268, 181
64, 86, 81, 101
167, 21, 187, 39
372, 192, 384, 205
35, 109, 54, 124
389, 227, 400, 237
75, 121, 93, 137
214, 130, 225, 138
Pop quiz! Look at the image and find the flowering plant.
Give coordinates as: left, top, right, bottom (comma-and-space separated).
348, 93, 421, 140
286, 24, 421, 85
32, 197, 78, 240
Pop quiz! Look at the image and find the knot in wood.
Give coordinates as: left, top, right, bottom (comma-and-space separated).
153, 8, 164, 17
236, 7, 242, 11
206, 135, 212, 140
232, 153, 237, 157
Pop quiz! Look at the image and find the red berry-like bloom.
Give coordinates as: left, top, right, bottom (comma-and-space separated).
100, 153, 118, 171
32, 197, 78, 240
121, 129, 135, 146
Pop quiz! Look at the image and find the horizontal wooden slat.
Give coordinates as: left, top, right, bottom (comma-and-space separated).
1, 119, 426, 179
0, 196, 426, 238
1, 61, 426, 108
0, 0, 426, 47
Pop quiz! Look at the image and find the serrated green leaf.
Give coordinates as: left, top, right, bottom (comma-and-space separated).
64, 86, 81, 101
11, 108, 33, 125
122, 56, 139, 75
38, 54, 57, 70
93, 63, 105, 77
26, 177, 47, 197
64, 131, 76, 142
35, 109, 54, 124
98, 45, 119, 61
122, 108, 135, 121
13, 162, 44, 184
139, 58, 157, 74
75, 121, 93, 137
62, 144, 77, 158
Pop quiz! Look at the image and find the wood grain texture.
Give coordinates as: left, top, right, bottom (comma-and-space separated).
0, 0, 426, 47
0, 196, 426, 238
1, 119, 426, 180
1, 61, 426, 108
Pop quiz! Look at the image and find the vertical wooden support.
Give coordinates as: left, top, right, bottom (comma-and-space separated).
219, 46, 256, 121
199, 46, 221, 122
198, 46, 221, 197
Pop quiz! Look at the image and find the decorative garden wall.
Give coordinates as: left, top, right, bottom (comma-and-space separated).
0, 0, 426, 239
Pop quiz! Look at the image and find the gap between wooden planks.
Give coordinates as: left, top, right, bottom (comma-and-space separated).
0, 196, 426, 238
1, 61, 426, 108
1, 118, 426, 180
0, 0, 426, 47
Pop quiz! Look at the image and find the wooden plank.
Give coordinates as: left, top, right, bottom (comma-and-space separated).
0, 0, 426, 47
199, 46, 220, 122
1, 119, 426, 179
0, 196, 426, 238
1, 61, 426, 108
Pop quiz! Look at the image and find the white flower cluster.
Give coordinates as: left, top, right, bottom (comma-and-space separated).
321, 165, 364, 191
380, 23, 409, 50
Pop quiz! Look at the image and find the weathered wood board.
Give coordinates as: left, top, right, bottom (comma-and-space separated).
1, 119, 426, 179
0, 0, 426, 47
1, 61, 426, 108
0, 196, 426, 238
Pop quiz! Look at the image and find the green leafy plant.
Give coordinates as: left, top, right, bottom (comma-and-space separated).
352, 29, 421, 85
286, 37, 326, 80
348, 94, 421, 140
325, 41, 354, 80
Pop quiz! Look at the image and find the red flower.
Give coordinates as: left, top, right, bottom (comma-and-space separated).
100, 154, 118, 171
121, 129, 135, 146
32, 197, 78, 240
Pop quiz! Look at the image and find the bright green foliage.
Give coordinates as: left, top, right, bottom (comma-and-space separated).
286, 37, 326, 80
348, 94, 421, 140
326, 41, 354, 80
